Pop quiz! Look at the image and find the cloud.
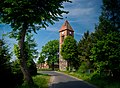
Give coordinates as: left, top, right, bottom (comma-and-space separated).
63, 0, 102, 18
74, 32, 83, 36
64, 7, 94, 17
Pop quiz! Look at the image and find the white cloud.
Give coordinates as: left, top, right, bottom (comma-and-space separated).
74, 32, 84, 36
62, 0, 97, 18
65, 7, 94, 17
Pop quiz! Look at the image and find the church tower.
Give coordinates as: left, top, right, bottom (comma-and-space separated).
59, 20, 74, 71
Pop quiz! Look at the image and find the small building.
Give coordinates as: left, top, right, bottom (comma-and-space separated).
36, 62, 49, 69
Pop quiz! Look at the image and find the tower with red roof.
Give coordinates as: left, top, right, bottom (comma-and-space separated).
59, 20, 74, 71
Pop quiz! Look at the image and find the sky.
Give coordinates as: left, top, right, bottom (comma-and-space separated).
0, 0, 102, 61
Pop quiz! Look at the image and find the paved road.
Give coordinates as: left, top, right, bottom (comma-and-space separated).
38, 71, 97, 88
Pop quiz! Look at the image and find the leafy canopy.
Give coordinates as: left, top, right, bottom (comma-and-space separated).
61, 36, 77, 60
38, 40, 59, 65
0, 0, 71, 34
61, 36, 79, 69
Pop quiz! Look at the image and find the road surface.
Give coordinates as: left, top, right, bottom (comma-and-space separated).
38, 71, 97, 88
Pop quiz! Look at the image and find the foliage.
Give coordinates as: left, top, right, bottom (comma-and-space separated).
0, 39, 15, 88
0, 0, 71, 84
24, 34, 38, 76
14, 34, 38, 76
77, 31, 93, 72
0, 39, 12, 65
0, 0, 71, 33
89, 0, 120, 79
61, 36, 79, 70
11, 60, 24, 87
37, 53, 46, 63
38, 40, 59, 70
102, 0, 120, 30
77, 62, 89, 74
77, 0, 120, 82
25, 34, 38, 60
90, 31, 120, 78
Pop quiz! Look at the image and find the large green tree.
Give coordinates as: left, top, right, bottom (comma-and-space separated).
61, 36, 79, 71
38, 40, 59, 70
90, 32, 120, 78
90, 0, 120, 79
0, 0, 71, 85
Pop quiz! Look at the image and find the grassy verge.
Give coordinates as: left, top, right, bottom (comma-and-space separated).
16, 73, 50, 88
33, 73, 50, 88
59, 71, 120, 88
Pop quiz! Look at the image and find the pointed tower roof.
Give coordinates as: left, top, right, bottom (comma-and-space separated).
59, 20, 74, 32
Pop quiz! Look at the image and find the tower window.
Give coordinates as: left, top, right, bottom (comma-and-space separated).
62, 31, 64, 35
69, 31, 72, 36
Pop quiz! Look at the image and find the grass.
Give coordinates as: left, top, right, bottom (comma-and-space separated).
16, 73, 50, 88
33, 74, 50, 88
59, 71, 120, 88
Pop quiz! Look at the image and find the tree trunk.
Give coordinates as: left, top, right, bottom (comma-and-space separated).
67, 60, 71, 71
52, 62, 54, 71
18, 23, 34, 85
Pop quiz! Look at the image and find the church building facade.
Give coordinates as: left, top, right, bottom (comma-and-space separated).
59, 20, 74, 71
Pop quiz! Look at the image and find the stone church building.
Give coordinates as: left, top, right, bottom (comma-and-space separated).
59, 20, 74, 71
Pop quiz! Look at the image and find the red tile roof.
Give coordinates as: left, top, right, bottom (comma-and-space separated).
59, 20, 74, 32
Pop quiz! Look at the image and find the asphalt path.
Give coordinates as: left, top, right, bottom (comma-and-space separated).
38, 71, 97, 88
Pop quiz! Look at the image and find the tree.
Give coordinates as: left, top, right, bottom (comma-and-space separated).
0, 39, 15, 87
90, 31, 120, 79
94, 0, 120, 41
25, 34, 38, 61
38, 40, 59, 70
11, 59, 24, 87
89, 0, 120, 79
102, 0, 120, 30
24, 34, 38, 76
37, 53, 46, 64
61, 36, 79, 71
78, 31, 93, 73
14, 34, 38, 76
0, 0, 71, 85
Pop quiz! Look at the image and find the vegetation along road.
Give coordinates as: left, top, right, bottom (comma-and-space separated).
38, 71, 96, 88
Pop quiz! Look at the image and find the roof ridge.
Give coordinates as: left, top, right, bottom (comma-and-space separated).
59, 20, 74, 32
